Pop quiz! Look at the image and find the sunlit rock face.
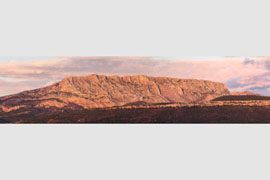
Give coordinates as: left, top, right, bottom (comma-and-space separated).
0, 74, 231, 113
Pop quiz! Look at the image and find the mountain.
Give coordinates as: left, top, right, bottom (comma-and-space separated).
230, 91, 261, 96
0, 74, 230, 115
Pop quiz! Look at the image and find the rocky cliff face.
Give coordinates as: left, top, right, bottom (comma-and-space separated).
0, 74, 230, 113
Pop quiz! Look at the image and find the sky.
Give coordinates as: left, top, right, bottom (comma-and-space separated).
0, 56, 270, 96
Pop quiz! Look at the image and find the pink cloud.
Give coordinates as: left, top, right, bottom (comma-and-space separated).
0, 56, 270, 96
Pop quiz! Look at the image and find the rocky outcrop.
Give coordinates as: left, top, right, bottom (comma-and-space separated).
0, 74, 230, 113
231, 91, 261, 96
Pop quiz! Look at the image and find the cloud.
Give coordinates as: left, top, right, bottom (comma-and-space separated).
243, 58, 255, 65
0, 57, 159, 80
0, 79, 50, 97
1, 56, 270, 96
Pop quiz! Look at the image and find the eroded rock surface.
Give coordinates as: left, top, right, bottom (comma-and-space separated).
0, 74, 230, 113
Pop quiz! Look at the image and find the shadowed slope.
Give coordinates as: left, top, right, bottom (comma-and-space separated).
212, 95, 270, 101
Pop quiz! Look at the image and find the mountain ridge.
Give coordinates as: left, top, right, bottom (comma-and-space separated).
0, 74, 231, 114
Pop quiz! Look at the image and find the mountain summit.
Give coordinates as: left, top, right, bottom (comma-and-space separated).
0, 74, 230, 113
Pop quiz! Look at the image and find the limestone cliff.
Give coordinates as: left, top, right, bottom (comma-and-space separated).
0, 74, 230, 112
